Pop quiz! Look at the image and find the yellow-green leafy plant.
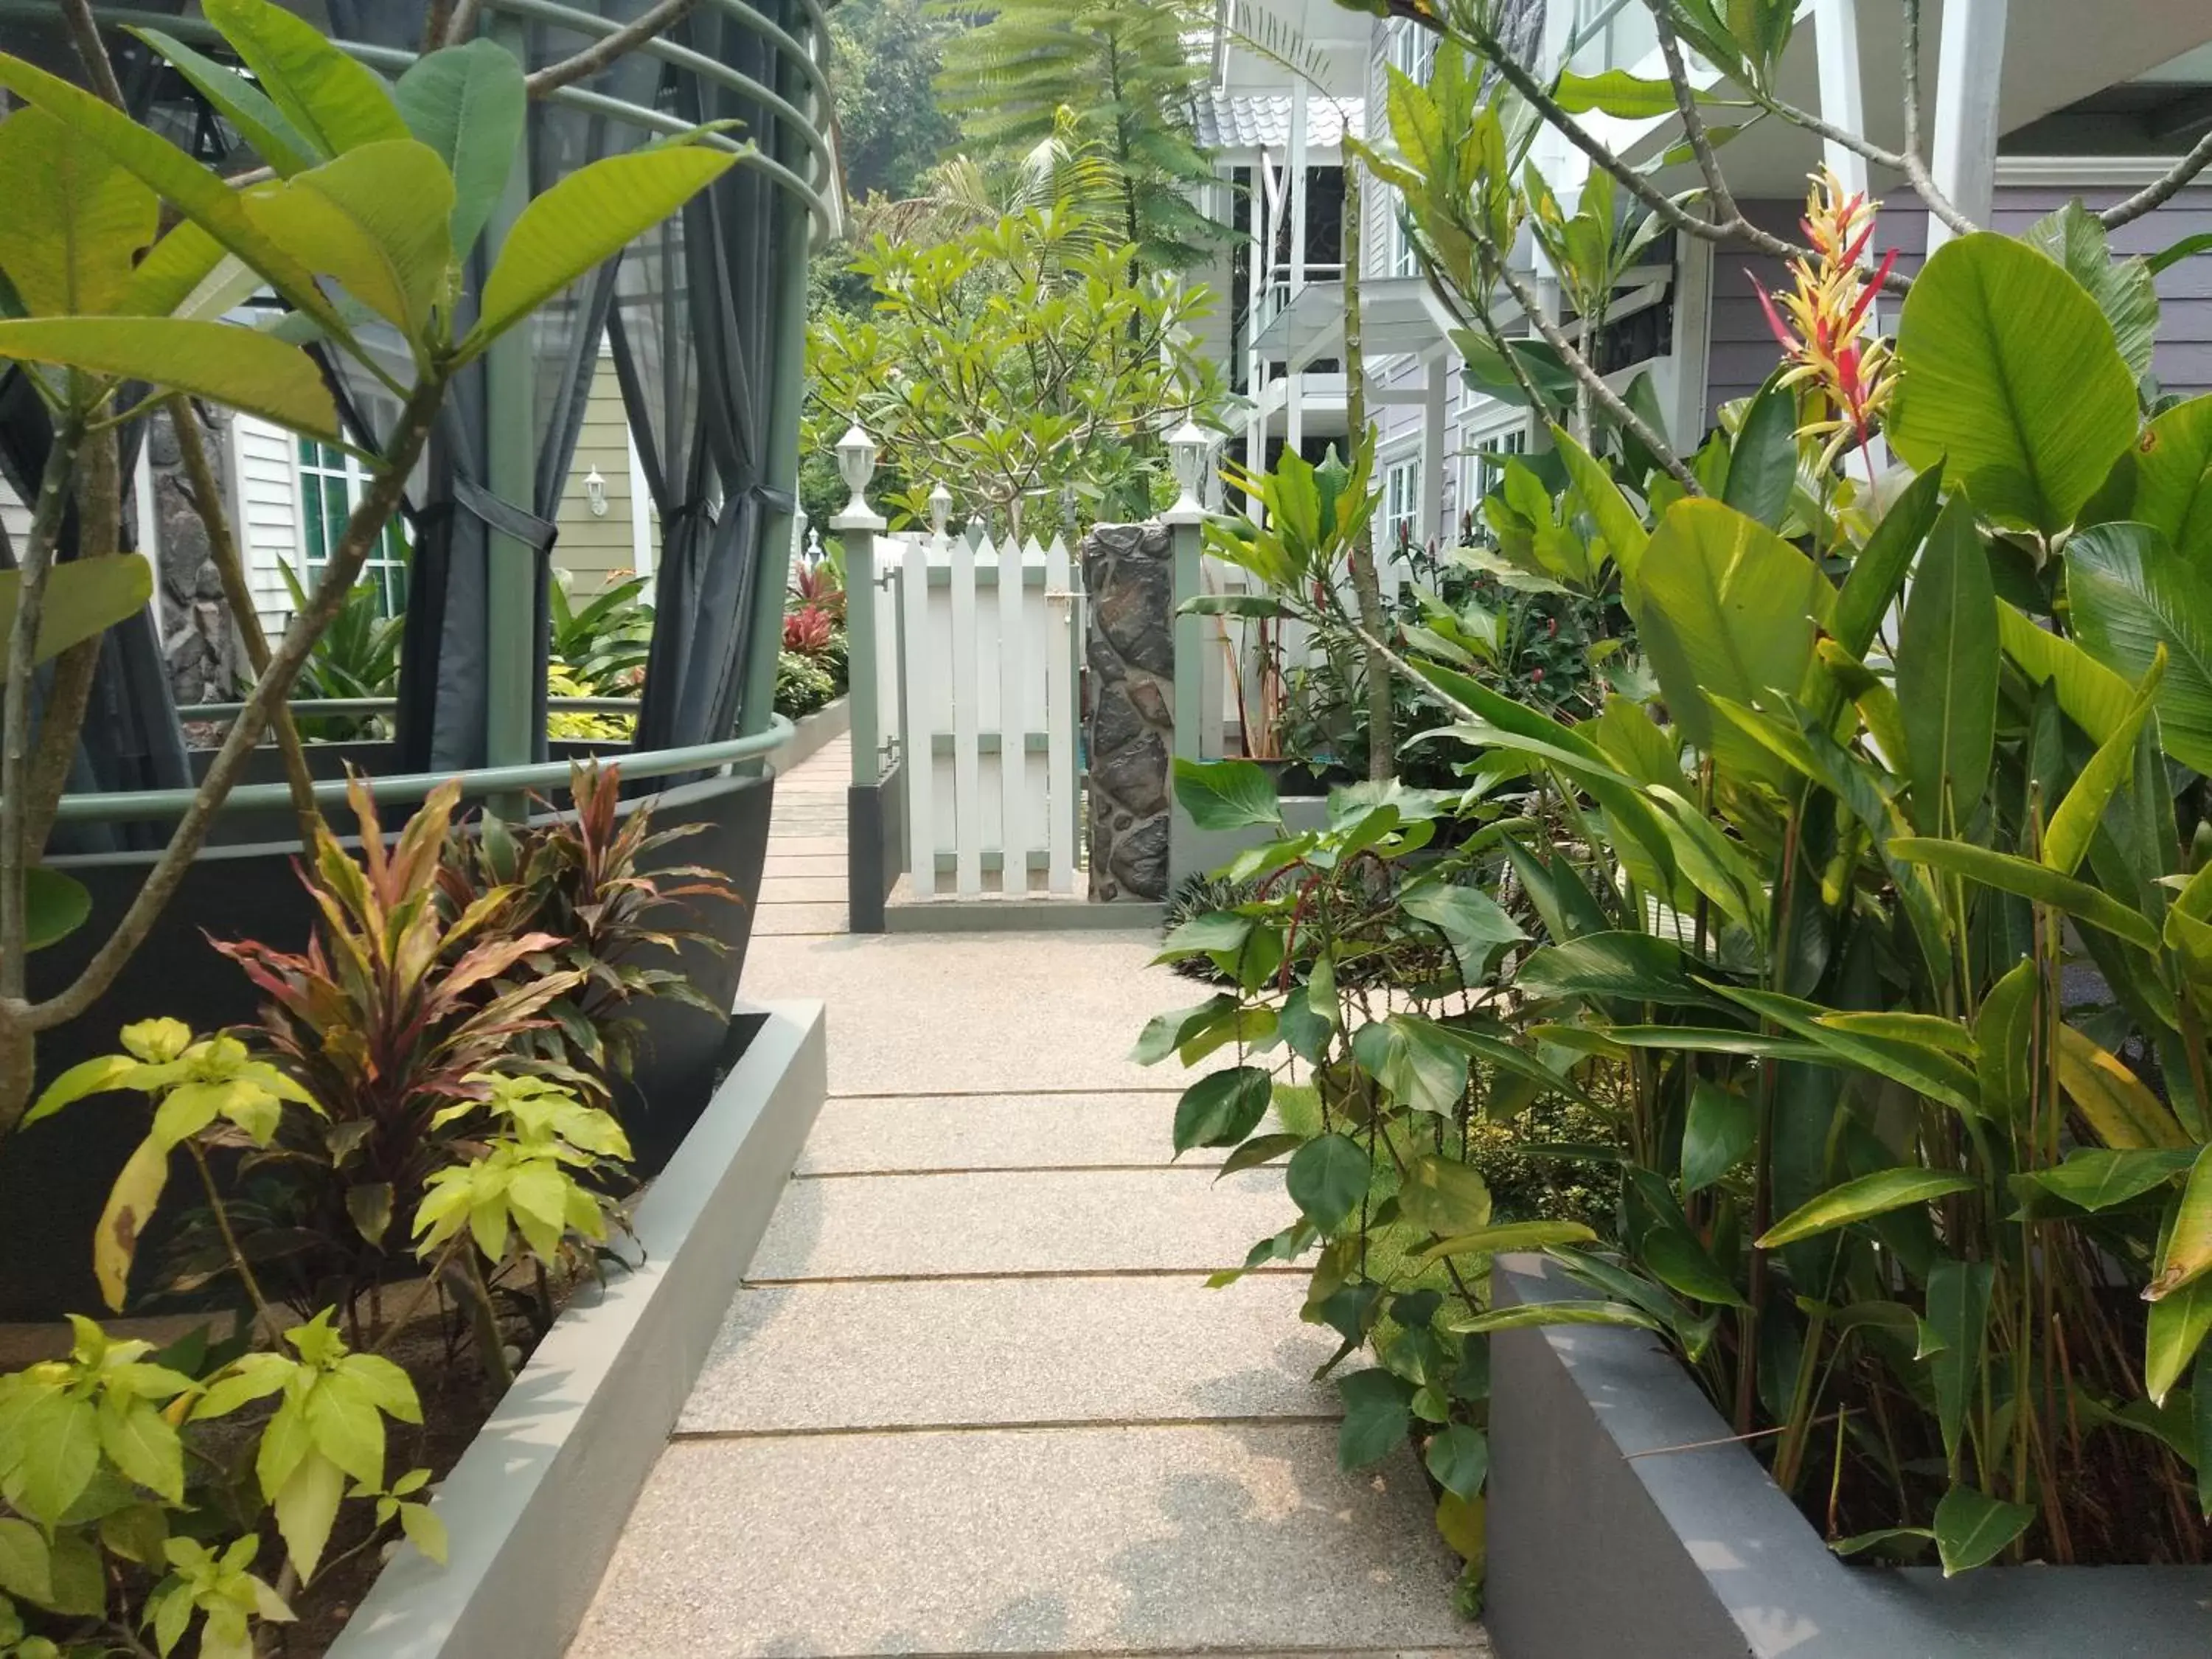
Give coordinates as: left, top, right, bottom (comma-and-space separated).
0, 0, 737, 1134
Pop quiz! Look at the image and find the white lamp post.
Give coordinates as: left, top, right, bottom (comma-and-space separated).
832, 422, 884, 530
1164, 419, 1211, 526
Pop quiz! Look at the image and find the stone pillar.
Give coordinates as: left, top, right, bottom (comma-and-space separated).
1082, 522, 1173, 901
146, 405, 240, 706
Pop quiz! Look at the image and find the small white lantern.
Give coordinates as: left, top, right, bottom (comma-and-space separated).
1166, 419, 1211, 522
928, 481, 953, 538
835, 422, 877, 521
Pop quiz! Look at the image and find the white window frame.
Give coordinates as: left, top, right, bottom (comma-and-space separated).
1460, 418, 1531, 515
295, 437, 409, 616
1379, 453, 1422, 560
1382, 21, 1436, 280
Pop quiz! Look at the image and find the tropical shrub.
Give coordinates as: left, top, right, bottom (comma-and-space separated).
774, 651, 839, 720
0, 0, 734, 1133
282, 566, 405, 740
1135, 762, 1586, 1596
1157, 133, 2212, 1582
442, 760, 745, 1087
549, 571, 653, 696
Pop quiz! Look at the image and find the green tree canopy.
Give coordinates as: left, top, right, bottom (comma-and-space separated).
829, 0, 961, 201
932, 0, 1221, 271
807, 188, 1225, 539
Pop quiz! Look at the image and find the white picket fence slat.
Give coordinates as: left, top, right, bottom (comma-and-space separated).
887, 527, 1079, 900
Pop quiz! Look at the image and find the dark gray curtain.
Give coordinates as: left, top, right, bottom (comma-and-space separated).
625, 0, 803, 759
392, 2, 658, 771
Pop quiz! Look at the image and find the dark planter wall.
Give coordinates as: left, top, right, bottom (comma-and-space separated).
1082, 522, 1173, 902
7, 769, 773, 1320
1486, 1256, 2212, 1659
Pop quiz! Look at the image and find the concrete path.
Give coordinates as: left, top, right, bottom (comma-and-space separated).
568, 739, 1483, 1658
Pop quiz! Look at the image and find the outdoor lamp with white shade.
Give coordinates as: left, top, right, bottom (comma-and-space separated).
1165, 419, 1212, 524
832, 421, 884, 530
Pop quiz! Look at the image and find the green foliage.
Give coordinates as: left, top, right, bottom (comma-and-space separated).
807, 199, 1222, 536
774, 650, 839, 720
830, 0, 962, 200
441, 760, 745, 1085
932, 0, 1220, 271
549, 571, 654, 695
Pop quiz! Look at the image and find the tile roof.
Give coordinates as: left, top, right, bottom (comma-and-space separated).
1190, 89, 1364, 152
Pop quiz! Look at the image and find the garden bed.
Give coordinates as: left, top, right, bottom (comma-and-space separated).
1484, 1255, 2212, 1659
323, 1000, 827, 1659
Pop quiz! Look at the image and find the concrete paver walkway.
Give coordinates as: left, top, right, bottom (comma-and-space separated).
568, 737, 1484, 1658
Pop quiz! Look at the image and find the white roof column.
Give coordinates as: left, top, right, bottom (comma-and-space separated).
1928, 0, 2010, 252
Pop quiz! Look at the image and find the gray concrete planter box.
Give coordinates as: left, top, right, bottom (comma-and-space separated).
326, 999, 828, 1659
1486, 1254, 2212, 1659
780, 694, 852, 771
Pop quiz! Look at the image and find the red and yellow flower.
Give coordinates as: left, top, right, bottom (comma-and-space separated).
1753, 168, 1899, 475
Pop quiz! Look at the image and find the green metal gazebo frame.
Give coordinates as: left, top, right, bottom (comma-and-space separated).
0, 0, 838, 827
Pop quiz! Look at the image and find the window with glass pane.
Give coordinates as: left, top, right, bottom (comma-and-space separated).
296, 438, 408, 616
1461, 424, 1530, 507
1380, 456, 1422, 557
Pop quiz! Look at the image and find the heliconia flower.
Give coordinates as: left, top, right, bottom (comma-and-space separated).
1750, 168, 1901, 476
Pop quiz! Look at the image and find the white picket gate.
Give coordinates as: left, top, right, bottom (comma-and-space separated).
891, 529, 1082, 898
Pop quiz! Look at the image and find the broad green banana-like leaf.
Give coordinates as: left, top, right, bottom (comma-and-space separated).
127, 25, 317, 178
1995, 601, 2135, 745
0, 51, 347, 341
0, 108, 156, 317
1549, 422, 1647, 580
2148, 1145, 2212, 1303
2023, 201, 2160, 383
0, 554, 153, 665
1628, 498, 1833, 786
1896, 495, 1997, 835
204, 0, 407, 161
394, 40, 527, 260
243, 141, 455, 335
0, 318, 337, 439
1719, 372, 1798, 531
1891, 836, 2161, 953
2123, 394, 2212, 560
2044, 664, 2160, 877
469, 147, 738, 351
1757, 1168, 1979, 1249
2053, 1023, 2192, 1150
1889, 232, 2138, 535
2065, 520, 2212, 774
1829, 462, 1944, 661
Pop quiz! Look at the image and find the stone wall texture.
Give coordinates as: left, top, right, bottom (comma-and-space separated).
147, 405, 240, 706
1082, 522, 1172, 902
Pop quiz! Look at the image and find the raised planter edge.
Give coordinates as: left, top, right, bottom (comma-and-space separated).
779, 695, 851, 772
324, 998, 829, 1659
1485, 1253, 2212, 1659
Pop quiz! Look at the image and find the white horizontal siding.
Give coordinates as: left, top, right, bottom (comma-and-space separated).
230, 414, 302, 639
0, 473, 27, 549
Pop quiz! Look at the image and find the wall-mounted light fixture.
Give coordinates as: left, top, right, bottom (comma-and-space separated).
585, 467, 609, 517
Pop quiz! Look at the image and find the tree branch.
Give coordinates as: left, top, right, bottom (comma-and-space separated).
27, 377, 447, 1033
167, 396, 324, 853
524, 0, 698, 97
1652, 10, 1739, 225
1482, 228, 1702, 494
0, 422, 84, 1004
1456, 7, 1846, 280
2099, 128, 2212, 231
441, 0, 485, 47
20, 431, 115, 860
60, 0, 127, 108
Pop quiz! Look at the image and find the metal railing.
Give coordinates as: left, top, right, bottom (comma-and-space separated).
47, 712, 795, 824
5, 0, 841, 237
